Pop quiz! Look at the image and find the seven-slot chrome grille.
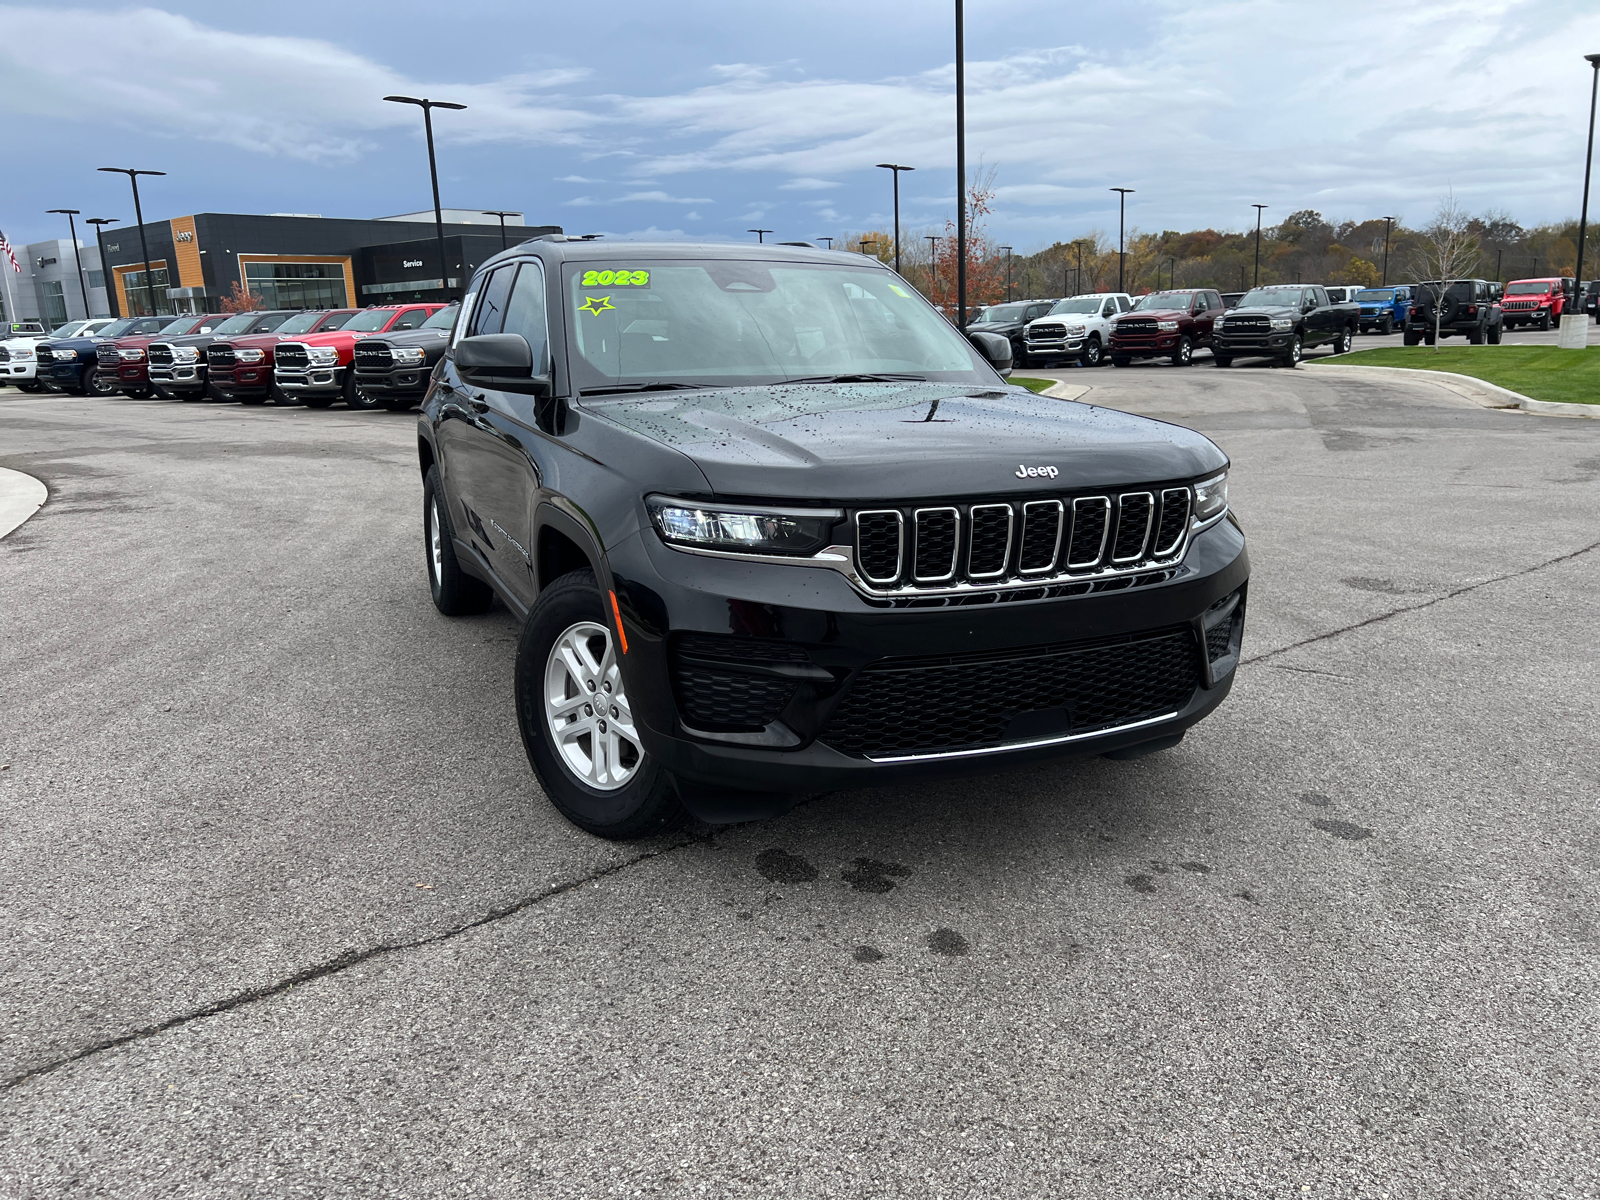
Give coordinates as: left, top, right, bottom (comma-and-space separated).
205, 343, 235, 368
274, 343, 310, 370
852, 487, 1192, 597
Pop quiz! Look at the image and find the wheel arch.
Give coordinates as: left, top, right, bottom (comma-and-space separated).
535, 501, 607, 594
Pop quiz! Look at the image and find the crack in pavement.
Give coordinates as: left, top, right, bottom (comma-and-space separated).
0, 831, 715, 1093
1243, 538, 1600, 668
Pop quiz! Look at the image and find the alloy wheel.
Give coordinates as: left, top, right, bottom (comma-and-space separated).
428, 498, 443, 586
544, 620, 642, 791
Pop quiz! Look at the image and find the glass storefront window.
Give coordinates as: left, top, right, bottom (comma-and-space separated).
243, 261, 348, 310
121, 268, 174, 316
39, 281, 68, 327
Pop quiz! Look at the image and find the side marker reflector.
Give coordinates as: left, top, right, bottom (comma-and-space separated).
609, 590, 629, 654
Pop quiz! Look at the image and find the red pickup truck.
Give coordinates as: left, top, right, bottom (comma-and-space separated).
1109, 289, 1224, 367
273, 304, 443, 409
1498, 277, 1573, 331
96, 314, 228, 399
207, 308, 357, 405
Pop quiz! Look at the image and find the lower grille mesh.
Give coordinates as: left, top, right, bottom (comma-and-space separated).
673, 668, 795, 730
820, 629, 1201, 758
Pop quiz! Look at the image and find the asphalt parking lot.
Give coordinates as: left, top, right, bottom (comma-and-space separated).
2, 369, 1598, 1197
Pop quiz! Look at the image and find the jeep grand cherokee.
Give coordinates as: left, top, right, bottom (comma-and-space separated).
421, 240, 1248, 838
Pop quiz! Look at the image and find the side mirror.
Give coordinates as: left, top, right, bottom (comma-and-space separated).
967, 330, 1013, 376
455, 333, 552, 396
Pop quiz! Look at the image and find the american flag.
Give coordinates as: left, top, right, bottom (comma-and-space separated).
0, 229, 19, 273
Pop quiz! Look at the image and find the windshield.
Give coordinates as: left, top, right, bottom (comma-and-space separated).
1505, 281, 1553, 295
1238, 287, 1305, 308
1134, 291, 1195, 311
92, 319, 138, 339
565, 259, 990, 389
276, 311, 329, 334
346, 309, 401, 331
971, 303, 1034, 325
51, 321, 90, 336
1047, 297, 1104, 315
155, 317, 194, 334
422, 305, 460, 330
1355, 289, 1394, 302
210, 313, 263, 335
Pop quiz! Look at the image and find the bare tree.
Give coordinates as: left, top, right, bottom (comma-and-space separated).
1408, 191, 1483, 350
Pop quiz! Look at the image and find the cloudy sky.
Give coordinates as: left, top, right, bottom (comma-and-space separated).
4, 0, 1599, 250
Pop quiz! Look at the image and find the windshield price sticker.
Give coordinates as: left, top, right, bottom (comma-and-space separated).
580, 269, 650, 288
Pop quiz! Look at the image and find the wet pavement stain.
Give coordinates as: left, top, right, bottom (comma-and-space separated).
1313, 818, 1374, 841
1343, 576, 1409, 594
755, 848, 818, 884
841, 858, 913, 894
927, 928, 970, 957
1125, 874, 1158, 894
852, 946, 885, 963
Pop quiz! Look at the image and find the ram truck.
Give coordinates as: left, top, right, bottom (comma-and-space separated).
351, 303, 459, 410
966, 300, 1058, 366
1210, 285, 1359, 367
147, 310, 298, 400
35, 316, 177, 396
1021, 293, 1132, 368
274, 303, 442, 409
207, 308, 357, 405
416, 239, 1247, 838
1109, 289, 1225, 367
97, 314, 228, 398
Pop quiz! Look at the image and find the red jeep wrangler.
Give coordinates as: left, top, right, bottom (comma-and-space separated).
1498, 277, 1573, 331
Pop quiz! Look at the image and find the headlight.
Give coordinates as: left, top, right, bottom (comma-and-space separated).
1270, 317, 1293, 331
392, 347, 427, 365
1212, 318, 1226, 330
1064, 324, 1087, 337
646, 495, 841, 557
1193, 471, 1228, 522
234, 348, 265, 363
173, 347, 201, 364
308, 347, 339, 366
1157, 320, 1179, 331
14, 348, 34, 361
119, 348, 145, 361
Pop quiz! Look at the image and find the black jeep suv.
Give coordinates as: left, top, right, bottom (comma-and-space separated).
1405, 280, 1504, 345
420, 241, 1248, 838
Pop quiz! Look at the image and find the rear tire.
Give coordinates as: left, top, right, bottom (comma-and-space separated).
1403, 329, 1421, 346
424, 466, 494, 617
514, 569, 687, 840
1331, 326, 1352, 354
1487, 322, 1503, 345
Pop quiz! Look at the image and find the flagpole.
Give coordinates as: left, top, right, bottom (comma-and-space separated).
0, 240, 19, 326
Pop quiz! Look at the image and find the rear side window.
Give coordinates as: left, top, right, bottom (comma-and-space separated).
392, 308, 428, 331
500, 262, 550, 371
470, 267, 516, 337
251, 313, 292, 333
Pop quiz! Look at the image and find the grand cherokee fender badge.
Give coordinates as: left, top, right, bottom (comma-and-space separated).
1016, 464, 1059, 479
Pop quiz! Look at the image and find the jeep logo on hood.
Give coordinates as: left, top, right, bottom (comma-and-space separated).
1016, 464, 1059, 479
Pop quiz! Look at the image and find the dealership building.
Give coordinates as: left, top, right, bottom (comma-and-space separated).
75, 208, 562, 319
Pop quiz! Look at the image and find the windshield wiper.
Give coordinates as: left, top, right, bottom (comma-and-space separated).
782, 373, 927, 384
580, 382, 723, 396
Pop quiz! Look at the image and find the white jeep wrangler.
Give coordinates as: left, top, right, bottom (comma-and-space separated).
1022, 293, 1133, 368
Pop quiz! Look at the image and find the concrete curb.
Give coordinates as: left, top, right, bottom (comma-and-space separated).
1303, 362, 1600, 418
1041, 380, 1092, 403
0, 467, 47, 539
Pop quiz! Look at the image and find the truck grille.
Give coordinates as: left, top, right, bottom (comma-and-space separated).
206, 344, 235, 368
1028, 323, 1066, 340
852, 486, 1192, 596
0, 347, 9, 364
275, 343, 310, 370
147, 343, 175, 367
1117, 318, 1159, 334
96, 344, 121, 367
820, 628, 1201, 759
353, 341, 393, 369
1222, 315, 1270, 331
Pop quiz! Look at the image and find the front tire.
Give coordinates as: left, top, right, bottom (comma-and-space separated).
1213, 354, 1232, 368
515, 569, 686, 839
1381, 314, 1393, 336
1111, 355, 1131, 368
343, 369, 381, 411
83, 368, 118, 398
1170, 336, 1193, 367
424, 466, 493, 617
1538, 311, 1551, 331
1081, 336, 1103, 368
1278, 335, 1302, 367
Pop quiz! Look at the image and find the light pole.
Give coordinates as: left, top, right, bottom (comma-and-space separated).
1565, 52, 1600, 347
875, 163, 914, 274
1380, 216, 1398, 286
47, 209, 90, 318
482, 210, 518, 251
1111, 188, 1134, 292
859, 238, 879, 258
1000, 246, 1013, 300
383, 95, 467, 301
96, 168, 165, 317
924, 235, 941, 294
1164, 257, 1176, 289
817, 236, 834, 248
955, 0, 968, 326
1073, 239, 1089, 296
1251, 204, 1269, 287
748, 228, 772, 243
85, 218, 117, 317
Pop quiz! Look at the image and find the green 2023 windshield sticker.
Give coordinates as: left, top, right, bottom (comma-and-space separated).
580, 269, 650, 288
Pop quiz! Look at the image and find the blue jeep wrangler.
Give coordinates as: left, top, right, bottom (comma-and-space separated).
1355, 286, 1411, 336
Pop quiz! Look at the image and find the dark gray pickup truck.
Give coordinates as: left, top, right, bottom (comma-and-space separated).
1209, 284, 1360, 367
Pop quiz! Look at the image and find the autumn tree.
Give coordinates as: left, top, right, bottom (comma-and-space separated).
219, 282, 263, 313
1408, 191, 1483, 350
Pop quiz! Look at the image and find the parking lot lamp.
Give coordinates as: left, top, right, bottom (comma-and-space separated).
859, 238, 879, 257
817, 237, 834, 248
1564, 52, 1600, 349
85, 218, 117, 317
96, 168, 164, 317
955, 0, 967, 326
1163, 256, 1176, 289
924, 235, 941, 288
383, 96, 467, 301
748, 229, 772, 243
1251, 204, 1268, 287
46, 209, 89, 318
482, 211, 518, 251
1380, 216, 1398, 286
1000, 246, 1013, 301
1111, 188, 1134, 292
875, 163, 914, 274
1072, 239, 1089, 296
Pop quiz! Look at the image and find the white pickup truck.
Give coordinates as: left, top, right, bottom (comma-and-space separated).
1021, 292, 1134, 368
2, 319, 117, 391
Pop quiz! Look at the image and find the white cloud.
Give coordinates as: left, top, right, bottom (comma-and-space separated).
618, 191, 713, 204
779, 178, 839, 191
557, 174, 604, 183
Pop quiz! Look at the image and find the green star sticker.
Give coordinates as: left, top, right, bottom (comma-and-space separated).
579, 295, 616, 315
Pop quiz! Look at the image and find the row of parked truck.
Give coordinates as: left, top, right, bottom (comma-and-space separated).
0, 302, 460, 409
965, 274, 1590, 370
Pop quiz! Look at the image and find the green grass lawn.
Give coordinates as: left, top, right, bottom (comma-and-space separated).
1011, 376, 1056, 393
1321, 345, 1600, 405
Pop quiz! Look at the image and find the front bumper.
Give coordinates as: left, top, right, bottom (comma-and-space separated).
276, 366, 345, 395
149, 363, 206, 391
1212, 332, 1293, 355
115, 362, 150, 386
37, 359, 88, 390
1110, 335, 1179, 357
1023, 338, 1086, 361
208, 365, 273, 395
574, 514, 1250, 796
2, 357, 38, 382
354, 366, 428, 396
